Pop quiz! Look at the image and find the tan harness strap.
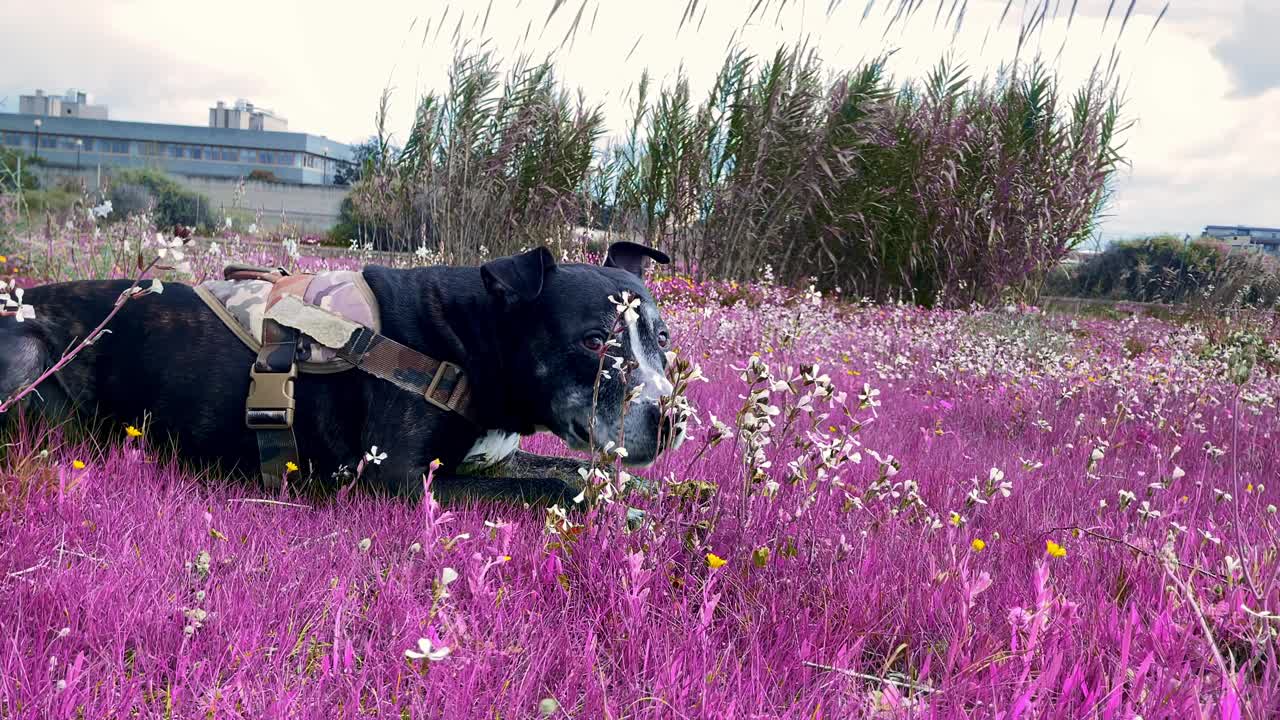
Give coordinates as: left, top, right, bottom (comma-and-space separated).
336, 326, 480, 426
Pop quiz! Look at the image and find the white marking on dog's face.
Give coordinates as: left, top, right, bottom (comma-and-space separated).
627, 316, 672, 402
458, 430, 520, 472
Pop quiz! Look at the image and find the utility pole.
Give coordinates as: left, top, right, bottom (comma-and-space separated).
32, 118, 42, 160
75, 138, 83, 170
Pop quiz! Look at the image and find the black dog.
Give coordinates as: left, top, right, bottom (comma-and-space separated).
0, 242, 681, 506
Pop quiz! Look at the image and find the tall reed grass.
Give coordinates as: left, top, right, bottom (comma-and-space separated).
352, 44, 1128, 307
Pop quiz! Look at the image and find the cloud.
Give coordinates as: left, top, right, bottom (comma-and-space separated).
0, 3, 270, 125
1212, 3, 1280, 98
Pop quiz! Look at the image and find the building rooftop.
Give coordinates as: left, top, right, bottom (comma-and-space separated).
0, 112, 348, 159
1, 112, 352, 186
1204, 224, 1280, 234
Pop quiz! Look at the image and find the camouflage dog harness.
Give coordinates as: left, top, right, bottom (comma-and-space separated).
196, 269, 381, 371
194, 264, 479, 488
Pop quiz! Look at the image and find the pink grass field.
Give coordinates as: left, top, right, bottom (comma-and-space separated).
2, 257, 1279, 718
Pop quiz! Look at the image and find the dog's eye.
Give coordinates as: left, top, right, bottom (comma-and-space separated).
582, 334, 606, 352
657, 330, 670, 349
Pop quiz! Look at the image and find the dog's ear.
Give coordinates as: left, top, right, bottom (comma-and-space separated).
482, 246, 556, 304
603, 241, 670, 278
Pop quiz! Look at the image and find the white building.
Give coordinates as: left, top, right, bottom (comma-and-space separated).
19, 89, 108, 120
1202, 225, 1280, 257
209, 99, 288, 132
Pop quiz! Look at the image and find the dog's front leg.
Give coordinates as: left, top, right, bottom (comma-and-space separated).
426, 471, 583, 509
466, 450, 658, 499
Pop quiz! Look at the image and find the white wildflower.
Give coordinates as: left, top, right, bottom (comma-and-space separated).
440, 567, 459, 587
609, 291, 641, 326
1117, 489, 1136, 509
404, 637, 451, 662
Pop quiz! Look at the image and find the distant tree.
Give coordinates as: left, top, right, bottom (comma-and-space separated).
333, 136, 394, 187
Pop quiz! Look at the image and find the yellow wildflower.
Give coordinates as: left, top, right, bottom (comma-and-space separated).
285, 461, 299, 473
1046, 540, 1067, 558
125, 425, 142, 438
706, 552, 727, 569
0, 255, 7, 264
971, 538, 986, 552
72, 460, 86, 470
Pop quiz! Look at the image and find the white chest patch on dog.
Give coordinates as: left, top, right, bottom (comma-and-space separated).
458, 430, 520, 472
628, 320, 673, 401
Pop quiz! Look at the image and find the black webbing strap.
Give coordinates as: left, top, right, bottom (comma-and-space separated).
246, 318, 301, 489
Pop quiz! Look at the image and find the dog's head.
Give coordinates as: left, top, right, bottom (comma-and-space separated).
481, 241, 684, 466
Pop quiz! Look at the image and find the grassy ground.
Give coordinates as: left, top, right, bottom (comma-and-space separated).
2, 229, 1279, 718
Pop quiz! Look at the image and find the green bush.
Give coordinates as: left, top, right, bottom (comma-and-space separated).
0, 148, 40, 192
22, 188, 80, 216
1047, 235, 1280, 309
110, 168, 222, 232
108, 182, 155, 219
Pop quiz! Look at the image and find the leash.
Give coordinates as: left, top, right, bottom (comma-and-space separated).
211, 264, 480, 488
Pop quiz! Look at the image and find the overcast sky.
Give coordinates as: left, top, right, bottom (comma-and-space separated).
1, 0, 1275, 241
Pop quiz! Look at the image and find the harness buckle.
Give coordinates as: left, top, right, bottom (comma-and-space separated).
245, 366, 297, 430
424, 361, 460, 412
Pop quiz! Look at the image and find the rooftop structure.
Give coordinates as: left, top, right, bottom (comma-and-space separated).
19, 89, 108, 120
209, 99, 288, 132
